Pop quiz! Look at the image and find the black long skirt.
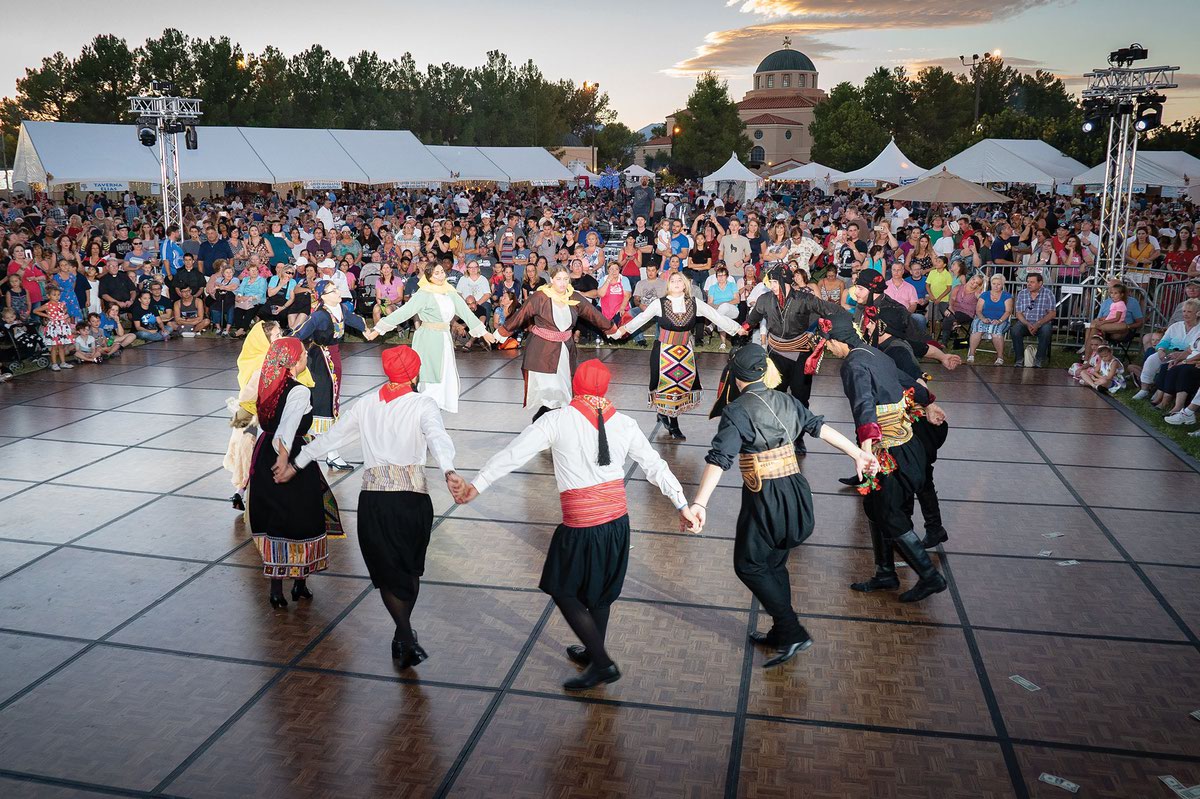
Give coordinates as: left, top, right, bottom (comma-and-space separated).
862, 437, 927, 539
247, 433, 343, 578
735, 473, 815, 554
357, 490, 435, 600
539, 514, 630, 608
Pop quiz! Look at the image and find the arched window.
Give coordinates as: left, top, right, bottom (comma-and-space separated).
754, 75, 760, 90
751, 146, 765, 163
782, 74, 791, 88
798, 74, 807, 88
754, 130, 763, 140
766, 75, 774, 89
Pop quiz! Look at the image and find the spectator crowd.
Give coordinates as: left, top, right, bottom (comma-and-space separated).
2, 178, 1198, 434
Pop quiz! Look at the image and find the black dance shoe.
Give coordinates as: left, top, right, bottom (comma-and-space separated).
230, 493, 245, 511
291, 582, 313, 601
326, 457, 355, 472
763, 635, 814, 669
668, 418, 687, 441
269, 593, 288, 609
565, 645, 591, 666
392, 639, 429, 669
920, 526, 949, 549
838, 475, 859, 487
894, 531, 948, 603
850, 572, 900, 592
563, 662, 621, 691
748, 630, 775, 647
899, 574, 948, 603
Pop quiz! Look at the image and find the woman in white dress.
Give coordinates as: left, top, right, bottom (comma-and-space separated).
372, 262, 495, 413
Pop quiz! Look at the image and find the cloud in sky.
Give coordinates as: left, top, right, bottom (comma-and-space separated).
671, 0, 1061, 76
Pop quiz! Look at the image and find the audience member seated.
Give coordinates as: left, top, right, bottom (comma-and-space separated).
1009, 273, 1056, 368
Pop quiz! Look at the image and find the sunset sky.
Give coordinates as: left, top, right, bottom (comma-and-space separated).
2, 0, 1195, 130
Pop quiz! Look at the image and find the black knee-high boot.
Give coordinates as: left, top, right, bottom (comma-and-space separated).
917, 478, 949, 548
269, 577, 287, 608
893, 531, 947, 602
668, 416, 686, 440
850, 523, 899, 592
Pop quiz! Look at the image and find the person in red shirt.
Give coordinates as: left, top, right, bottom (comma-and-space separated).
1165, 227, 1199, 273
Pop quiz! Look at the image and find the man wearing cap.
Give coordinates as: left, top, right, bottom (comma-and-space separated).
282, 345, 462, 669
691, 344, 877, 667
108, 223, 134, 260
456, 359, 697, 691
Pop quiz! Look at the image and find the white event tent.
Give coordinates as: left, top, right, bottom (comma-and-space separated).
1071, 150, 1200, 190
12, 121, 577, 188
14, 121, 161, 186
770, 161, 846, 183
840, 139, 924, 186
427, 146, 509, 183
923, 139, 1086, 189
328, 129, 449, 186
622, 163, 655, 179
702, 153, 762, 201
477, 146, 573, 185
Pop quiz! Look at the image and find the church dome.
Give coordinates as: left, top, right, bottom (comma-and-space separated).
755, 49, 816, 74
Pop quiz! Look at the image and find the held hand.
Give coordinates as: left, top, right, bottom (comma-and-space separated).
454, 484, 479, 504
926, 402, 947, 426
688, 504, 707, 533
851, 449, 878, 481
274, 463, 297, 484
679, 505, 700, 534
445, 470, 465, 498
482, 332, 498, 345
942, 353, 962, 371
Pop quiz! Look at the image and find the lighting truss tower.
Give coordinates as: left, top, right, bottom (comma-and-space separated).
127, 92, 202, 231
1081, 58, 1176, 280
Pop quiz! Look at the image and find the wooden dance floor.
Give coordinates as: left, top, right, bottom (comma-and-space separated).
0, 338, 1197, 798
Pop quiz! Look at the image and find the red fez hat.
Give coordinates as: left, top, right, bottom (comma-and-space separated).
379, 345, 422, 402
572, 359, 611, 398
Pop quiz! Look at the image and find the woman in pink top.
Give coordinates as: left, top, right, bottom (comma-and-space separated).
939, 273, 983, 347
598, 262, 631, 324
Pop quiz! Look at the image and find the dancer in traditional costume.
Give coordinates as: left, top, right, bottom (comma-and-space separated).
840, 269, 952, 549
294, 279, 370, 471
496, 264, 616, 420
839, 312, 947, 603
280, 345, 461, 668
246, 337, 344, 608
689, 344, 877, 667
612, 271, 743, 440
222, 320, 311, 511
741, 265, 845, 410
845, 268, 962, 372
455, 359, 696, 690
372, 262, 497, 413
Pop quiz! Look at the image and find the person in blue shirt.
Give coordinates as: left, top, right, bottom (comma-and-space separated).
904, 263, 930, 333
161, 225, 184, 276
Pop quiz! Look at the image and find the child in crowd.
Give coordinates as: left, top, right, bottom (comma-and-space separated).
32, 285, 75, 371
97, 306, 137, 351
4, 274, 31, 320
73, 321, 103, 364
1102, 283, 1128, 324
1068, 334, 1105, 381
1075, 344, 1126, 394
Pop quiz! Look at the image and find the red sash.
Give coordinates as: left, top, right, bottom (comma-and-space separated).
532, 325, 573, 342
560, 479, 627, 527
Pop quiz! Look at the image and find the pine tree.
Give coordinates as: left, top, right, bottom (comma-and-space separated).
672, 72, 751, 177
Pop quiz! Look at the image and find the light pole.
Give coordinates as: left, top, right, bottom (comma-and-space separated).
583, 81, 600, 172
959, 50, 1000, 124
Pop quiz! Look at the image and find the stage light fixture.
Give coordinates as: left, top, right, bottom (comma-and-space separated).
1134, 92, 1165, 132
184, 122, 199, 150
1109, 44, 1149, 66
136, 118, 157, 147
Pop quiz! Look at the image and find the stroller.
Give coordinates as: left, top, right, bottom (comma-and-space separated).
1, 319, 51, 372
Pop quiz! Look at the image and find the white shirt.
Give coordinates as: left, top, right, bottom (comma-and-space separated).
932, 235, 955, 257
316, 206, 335, 231
320, 268, 351, 299
473, 407, 687, 510
457, 274, 491, 303
273, 385, 313, 450
785, 237, 824, 271
623, 296, 743, 338
890, 206, 910, 232
295, 391, 456, 473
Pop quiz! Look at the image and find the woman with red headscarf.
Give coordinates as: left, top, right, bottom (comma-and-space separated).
247, 336, 344, 609
279, 345, 463, 669
456, 359, 698, 691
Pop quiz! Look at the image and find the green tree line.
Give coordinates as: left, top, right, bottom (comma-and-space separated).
809, 60, 1200, 171
0, 30, 617, 166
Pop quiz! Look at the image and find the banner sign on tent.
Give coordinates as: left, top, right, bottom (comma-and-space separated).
78, 181, 128, 192
1161, 186, 1181, 198
849, 179, 877, 188
899, 177, 919, 185
303, 180, 343, 190
1131, 184, 1147, 194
